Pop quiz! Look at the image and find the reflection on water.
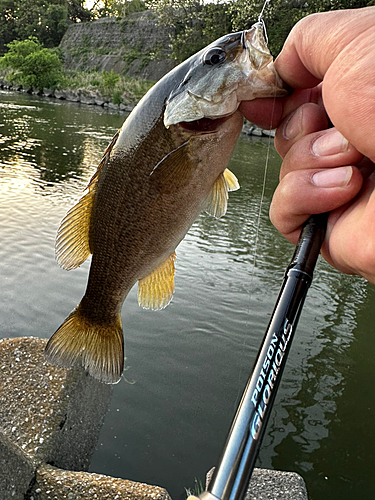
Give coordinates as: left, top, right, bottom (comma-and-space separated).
0, 90, 374, 499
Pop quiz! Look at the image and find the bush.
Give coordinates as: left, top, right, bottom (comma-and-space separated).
0, 37, 63, 90
102, 69, 120, 91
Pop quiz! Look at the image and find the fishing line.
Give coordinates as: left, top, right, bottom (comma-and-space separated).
251, 118, 274, 273
235, 98, 277, 413
236, 7, 277, 409
258, 0, 271, 44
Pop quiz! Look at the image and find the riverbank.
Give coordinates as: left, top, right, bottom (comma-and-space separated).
0, 75, 148, 113
0, 81, 276, 137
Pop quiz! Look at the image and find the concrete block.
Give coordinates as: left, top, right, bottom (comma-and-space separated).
206, 468, 308, 500
31, 464, 173, 500
0, 432, 36, 499
0, 337, 112, 490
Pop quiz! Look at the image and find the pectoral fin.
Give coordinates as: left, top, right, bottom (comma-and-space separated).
56, 130, 119, 270
204, 168, 239, 218
138, 253, 176, 310
149, 141, 197, 193
223, 168, 240, 192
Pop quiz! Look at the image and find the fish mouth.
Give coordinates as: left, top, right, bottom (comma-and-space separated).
178, 115, 232, 134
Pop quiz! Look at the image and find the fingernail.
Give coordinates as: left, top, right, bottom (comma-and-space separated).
312, 166, 353, 188
312, 130, 349, 156
284, 108, 302, 140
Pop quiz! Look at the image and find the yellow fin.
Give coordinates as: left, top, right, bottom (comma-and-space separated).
204, 173, 228, 218
138, 253, 176, 310
45, 304, 124, 384
55, 130, 120, 271
223, 168, 240, 192
204, 169, 240, 218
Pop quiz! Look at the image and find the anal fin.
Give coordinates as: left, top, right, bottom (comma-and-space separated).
138, 253, 176, 310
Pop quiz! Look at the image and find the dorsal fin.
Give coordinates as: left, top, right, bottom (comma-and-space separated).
55, 130, 120, 270
204, 168, 239, 219
138, 253, 176, 310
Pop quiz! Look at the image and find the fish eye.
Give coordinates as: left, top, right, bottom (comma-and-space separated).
203, 47, 226, 66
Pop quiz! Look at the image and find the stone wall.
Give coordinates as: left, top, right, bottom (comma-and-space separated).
59, 11, 177, 81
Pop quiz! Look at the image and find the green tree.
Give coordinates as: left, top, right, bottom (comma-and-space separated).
229, 0, 373, 56
87, 0, 146, 18
0, 0, 92, 55
146, 0, 231, 62
148, 0, 375, 62
0, 37, 63, 89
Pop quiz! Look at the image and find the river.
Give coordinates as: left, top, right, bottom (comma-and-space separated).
0, 90, 374, 499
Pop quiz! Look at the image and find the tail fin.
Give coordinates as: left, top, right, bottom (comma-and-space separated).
45, 305, 124, 384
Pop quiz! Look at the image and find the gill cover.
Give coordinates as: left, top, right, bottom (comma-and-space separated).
164, 22, 287, 127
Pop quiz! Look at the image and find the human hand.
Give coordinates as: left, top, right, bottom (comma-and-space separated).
239, 7, 375, 283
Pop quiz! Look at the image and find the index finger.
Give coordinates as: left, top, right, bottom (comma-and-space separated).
239, 87, 322, 130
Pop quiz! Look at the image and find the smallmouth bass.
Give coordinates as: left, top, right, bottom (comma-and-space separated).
45, 24, 287, 384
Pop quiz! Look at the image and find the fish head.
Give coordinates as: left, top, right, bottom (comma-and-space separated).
164, 22, 288, 127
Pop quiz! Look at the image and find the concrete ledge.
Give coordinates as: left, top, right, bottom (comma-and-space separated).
206, 467, 308, 500
0, 431, 36, 497
0, 337, 112, 472
32, 464, 172, 500
244, 468, 308, 500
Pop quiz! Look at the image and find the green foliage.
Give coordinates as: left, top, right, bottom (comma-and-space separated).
102, 69, 120, 90
147, 0, 375, 61
146, 0, 231, 62
184, 478, 205, 498
0, 0, 91, 55
121, 42, 157, 68
88, 0, 147, 18
0, 37, 63, 89
112, 89, 123, 104
60, 68, 154, 103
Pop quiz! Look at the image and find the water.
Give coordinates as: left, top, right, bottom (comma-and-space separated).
1, 90, 374, 499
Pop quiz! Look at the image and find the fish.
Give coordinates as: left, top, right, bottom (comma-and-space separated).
45, 22, 287, 384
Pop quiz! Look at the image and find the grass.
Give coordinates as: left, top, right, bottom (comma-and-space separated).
0, 65, 155, 105
184, 477, 205, 498
58, 69, 155, 104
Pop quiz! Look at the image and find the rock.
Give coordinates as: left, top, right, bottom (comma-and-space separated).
31, 464, 172, 500
120, 103, 135, 112
42, 89, 54, 97
54, 90, 67, 99
262, 129, 276, 137
79, 95, 96, 105
251, 127, 263, 137
243, 125, 254, 135
64, 90, 80, 102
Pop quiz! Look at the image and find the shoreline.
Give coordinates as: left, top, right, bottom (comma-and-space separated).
0, 81, 276, 137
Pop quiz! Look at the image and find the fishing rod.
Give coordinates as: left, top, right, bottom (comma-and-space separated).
188, 212, 328, 500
